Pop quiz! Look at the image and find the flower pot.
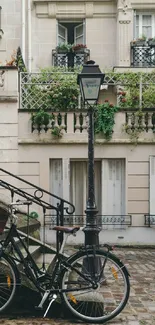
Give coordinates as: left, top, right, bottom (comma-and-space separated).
148, 40, 155, 47
74, 48, 85, 53
131, 40, 146, 47
57, 49, 68, 54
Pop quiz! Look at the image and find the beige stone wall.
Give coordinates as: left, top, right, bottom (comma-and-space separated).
0, 1, 21, 64
1, 0, 154, 70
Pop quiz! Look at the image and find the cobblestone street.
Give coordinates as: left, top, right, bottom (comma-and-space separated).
1, 248, 155, 325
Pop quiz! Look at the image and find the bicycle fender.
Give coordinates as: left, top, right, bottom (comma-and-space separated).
120, 261, 130, 276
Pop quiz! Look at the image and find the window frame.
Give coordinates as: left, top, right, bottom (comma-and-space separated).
135, 12, 155, 39
57, 20, 85, 45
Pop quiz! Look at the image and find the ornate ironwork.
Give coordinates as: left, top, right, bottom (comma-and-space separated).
45, 214, 132, 228
131, 44, 155, 67
0, 168, 75, 214
52, 49, 90, 68
145, 215, 155, 227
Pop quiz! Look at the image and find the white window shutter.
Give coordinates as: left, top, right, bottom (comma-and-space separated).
50, 159, 63, 207
149, 156, 155, 214
101, 159, 125, 229
74, 23, 84, 44
57, 22, 67, 45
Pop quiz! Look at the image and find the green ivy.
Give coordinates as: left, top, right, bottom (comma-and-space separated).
31, 109, 52, 126
95, 101, 119, 140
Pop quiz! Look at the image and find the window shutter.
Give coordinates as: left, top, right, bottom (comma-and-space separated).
74, 23, 84, 44
50, 159, 63, 207
101, 159, 125, 229
57, 22, 67, 45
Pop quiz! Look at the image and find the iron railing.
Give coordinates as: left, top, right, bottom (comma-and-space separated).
0, 168, 75, 249
52, 49, 90, 68
145, 215, 155, 227
45, 214, 132, 229
131, 44, 155, 67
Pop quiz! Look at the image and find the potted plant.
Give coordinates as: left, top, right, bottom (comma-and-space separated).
72, 44, 87, 53
131, 35, 147, 47
148, 37, 155, 47
56, 43, 72, 53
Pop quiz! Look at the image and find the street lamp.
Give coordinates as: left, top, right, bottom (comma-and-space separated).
77, 60, 105, 248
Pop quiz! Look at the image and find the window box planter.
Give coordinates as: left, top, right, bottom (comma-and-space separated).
148, 39, 155, 47
131, 40, 147, 47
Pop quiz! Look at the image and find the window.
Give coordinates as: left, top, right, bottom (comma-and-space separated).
57, 21, 85, 45
135, 13, 155, 39
70, 161, 101, 217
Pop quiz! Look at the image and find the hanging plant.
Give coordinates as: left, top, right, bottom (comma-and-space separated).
95, 100, 119, 140
51, 125, 63, 138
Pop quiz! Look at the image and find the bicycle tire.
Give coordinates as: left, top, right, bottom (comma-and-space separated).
0, 253, 20, 313
60, 249, 130, 323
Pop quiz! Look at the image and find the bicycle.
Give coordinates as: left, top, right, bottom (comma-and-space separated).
0, 200, 130, 323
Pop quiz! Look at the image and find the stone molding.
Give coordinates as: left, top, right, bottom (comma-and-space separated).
34, 1, 116, 19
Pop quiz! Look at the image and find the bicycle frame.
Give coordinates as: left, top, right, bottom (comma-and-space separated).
0, 223, 95, 296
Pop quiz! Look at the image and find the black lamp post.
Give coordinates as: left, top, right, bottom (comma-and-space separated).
77, 61, 105, 248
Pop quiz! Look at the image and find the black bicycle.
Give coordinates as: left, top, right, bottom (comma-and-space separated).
0, 200, 130, 323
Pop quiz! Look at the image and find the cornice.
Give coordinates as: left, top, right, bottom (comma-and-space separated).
131, 0, 155, 9
34, 1, 116, 18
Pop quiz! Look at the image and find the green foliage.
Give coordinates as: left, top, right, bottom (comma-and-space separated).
31, 109, 52, 126
25, 67, 79, 111
142, 85, 155, 108
95, 101, 119, 140
105, 71, 155, 109
56, 43, 73, 52
51, 126, 63, 138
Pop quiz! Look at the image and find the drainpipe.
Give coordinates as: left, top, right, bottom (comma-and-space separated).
28, 0, 32, 72
22, 0, 26, 62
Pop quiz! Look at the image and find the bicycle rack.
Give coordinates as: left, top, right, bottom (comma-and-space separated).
0, 168, 75, 267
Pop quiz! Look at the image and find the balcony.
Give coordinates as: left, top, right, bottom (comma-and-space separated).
52, 48, 90, 68
19, 71, 155, 143
131, 40, 155, 67
18, 109, 155, 145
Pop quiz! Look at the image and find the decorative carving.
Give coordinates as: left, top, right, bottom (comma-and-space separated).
119, 0, 131, 14
119, 20, 130, 24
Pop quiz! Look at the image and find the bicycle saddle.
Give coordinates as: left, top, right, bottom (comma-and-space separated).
53, 225, 80, 234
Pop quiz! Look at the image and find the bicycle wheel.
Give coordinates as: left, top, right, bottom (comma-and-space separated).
0, 253, 20, 313
60, 249, 130, 323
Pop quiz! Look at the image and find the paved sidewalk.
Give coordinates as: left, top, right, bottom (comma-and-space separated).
1, 248, 155, 325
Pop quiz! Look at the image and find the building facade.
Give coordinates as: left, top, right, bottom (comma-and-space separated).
0, 0, 155, 245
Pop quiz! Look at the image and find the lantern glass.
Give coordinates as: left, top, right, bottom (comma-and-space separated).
80, 77, 102, 105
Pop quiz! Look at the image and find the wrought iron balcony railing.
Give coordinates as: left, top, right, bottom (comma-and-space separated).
45, 214, 132, 229
131, 43, 155, 67
52, 49, 90, 68
145, 215, 155, 227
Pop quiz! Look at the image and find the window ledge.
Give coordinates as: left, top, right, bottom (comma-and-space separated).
0, 29, 4, 39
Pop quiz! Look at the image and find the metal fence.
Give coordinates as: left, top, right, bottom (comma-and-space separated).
20, 71, 155, 111
45, 214, 132, 230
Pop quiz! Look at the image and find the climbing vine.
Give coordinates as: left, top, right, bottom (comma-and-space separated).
95, 100, 119, 140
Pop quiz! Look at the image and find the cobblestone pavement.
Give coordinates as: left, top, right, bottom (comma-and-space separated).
1, 248, 155, 325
